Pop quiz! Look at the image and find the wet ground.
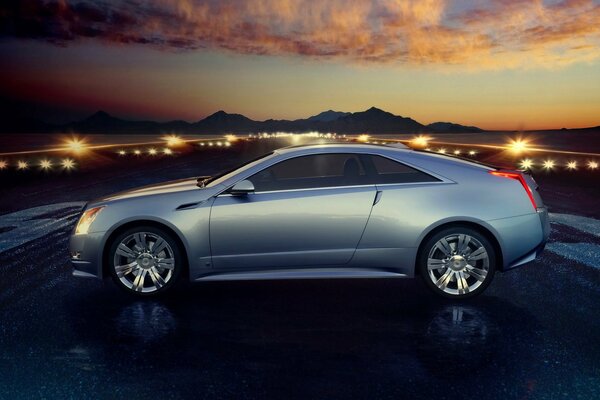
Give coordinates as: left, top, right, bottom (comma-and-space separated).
0, 139, 599, 399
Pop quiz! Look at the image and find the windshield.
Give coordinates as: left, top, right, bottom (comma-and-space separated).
200, 151, 275, 187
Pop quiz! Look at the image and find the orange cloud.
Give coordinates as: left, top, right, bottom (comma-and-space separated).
1, 0, 599, 69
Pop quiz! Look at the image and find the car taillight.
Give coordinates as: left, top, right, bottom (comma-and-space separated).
489, 170, 537, 210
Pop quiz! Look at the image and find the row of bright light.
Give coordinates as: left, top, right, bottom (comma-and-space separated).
249, 132, 345, 139
519, 158, 598, 170
116, 141, 232, 156
426, 148, 478, 156
0, 158, 76, 171
118, 147, 173, 156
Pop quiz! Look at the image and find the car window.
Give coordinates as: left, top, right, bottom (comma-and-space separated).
363, 155, 440, 184
248, 154, 369, 191
204, 151, 275, 187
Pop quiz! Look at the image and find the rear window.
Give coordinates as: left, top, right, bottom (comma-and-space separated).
364, 155, 440, 184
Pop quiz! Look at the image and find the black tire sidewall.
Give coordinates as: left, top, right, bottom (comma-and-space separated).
418, 227, 496, 299
108, 226, 183, 296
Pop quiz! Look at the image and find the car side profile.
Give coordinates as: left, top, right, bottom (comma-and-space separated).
70, 143, 550, 298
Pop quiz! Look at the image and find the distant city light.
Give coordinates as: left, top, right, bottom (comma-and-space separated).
163, 148, 173, 155
468, 150, 477, 156
519, 159, 534, 170
425, 148, 431, 151
216, 141, 223, 146
588, 161, 598, 170
225, 134, 238, 142
39, 159, 53, 170
208, 142, 214, 146
163, 134, 184, 147
410, 135, 430, 148
566, 161, 577, 170
0, 160, 7, 170
508, 138, 529, 154
199, 142, 205, 146
438, 148, 446, 154
17, 160, 29, 170
543, 159, 555, 170
357, 134, 370, 142
61, 158, 76, 170
65, 137, 86, 154
118, 150, 126, 156
133, 149, 141, 155
148, 148, 157, 155
453, 149, 461, 155
225, 142, 231, 147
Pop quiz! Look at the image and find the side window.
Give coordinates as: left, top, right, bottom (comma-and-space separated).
366, 155, 440, 184
248, 154, 368, 191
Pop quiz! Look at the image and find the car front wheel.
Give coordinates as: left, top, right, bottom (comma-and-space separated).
108, 226, 182, 296
418, 227, 496, 299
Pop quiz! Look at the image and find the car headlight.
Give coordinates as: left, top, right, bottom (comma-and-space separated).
75, 206, 105, 235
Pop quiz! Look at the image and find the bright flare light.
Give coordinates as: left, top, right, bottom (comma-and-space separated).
566, 161, 577, 170
357, 134, 370, 143
148, 148, 157, 155
225, 134, 238, 142
438, 148, 446, 154
588, 161, 598, 170
508, 138, 529, 154
163, 134, 184, 147
39, 159, 53, 170
163, 148, 173, 155
410, 135, 430, 148
543, 159, 555, 170
519, 159, 534, 170
65, 137, 86, 154
61, 158, 75, 170
0, 160, 7, 170
17, 160, 29, 170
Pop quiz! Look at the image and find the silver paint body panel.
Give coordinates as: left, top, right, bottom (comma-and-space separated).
69, 143, 549, 281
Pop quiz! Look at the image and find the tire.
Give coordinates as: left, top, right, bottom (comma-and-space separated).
418, 227, 496, 299
108, 226, 183, 296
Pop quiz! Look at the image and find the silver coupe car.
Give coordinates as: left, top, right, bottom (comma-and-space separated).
70, 143, 550, 298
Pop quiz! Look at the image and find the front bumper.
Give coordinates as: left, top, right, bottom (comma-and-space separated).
69, 232, 105, 279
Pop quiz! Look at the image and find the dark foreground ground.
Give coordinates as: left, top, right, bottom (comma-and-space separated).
0, 139, 599, 399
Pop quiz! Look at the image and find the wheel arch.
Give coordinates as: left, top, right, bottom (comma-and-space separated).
414, 219, 504, 275
101, 219, 190, 279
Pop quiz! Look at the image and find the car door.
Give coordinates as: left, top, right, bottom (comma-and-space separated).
209, 153, 377, 270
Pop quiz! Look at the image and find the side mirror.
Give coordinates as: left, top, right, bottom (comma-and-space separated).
229, 179, 255, 195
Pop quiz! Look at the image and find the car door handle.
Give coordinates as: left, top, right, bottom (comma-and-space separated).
373, 190, 383, 205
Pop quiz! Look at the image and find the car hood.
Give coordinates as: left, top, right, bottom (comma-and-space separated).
96, 177, 219, 203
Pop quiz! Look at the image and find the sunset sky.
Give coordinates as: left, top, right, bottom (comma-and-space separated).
1, 0, 600, 130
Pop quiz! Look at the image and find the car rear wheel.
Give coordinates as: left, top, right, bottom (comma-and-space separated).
108, 226, 182, 296
418, 227, 496, 299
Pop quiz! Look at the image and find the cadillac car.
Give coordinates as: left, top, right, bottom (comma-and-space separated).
70, 143, 550, 298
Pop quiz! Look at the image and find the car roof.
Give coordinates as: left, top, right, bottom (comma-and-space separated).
274, 142, 409, 155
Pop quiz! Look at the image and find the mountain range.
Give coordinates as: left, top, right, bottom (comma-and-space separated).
2, 107, 486, 134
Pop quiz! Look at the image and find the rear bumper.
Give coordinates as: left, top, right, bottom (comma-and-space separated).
69, 232, 105, 279
487, 207, 550, 271
503, 207, 550, 271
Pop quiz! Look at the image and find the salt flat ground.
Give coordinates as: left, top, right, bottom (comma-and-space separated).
0, 138, 599, 399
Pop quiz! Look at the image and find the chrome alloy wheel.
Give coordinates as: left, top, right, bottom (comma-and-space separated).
427, 234, 490, 296
113, 232, 175, 293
